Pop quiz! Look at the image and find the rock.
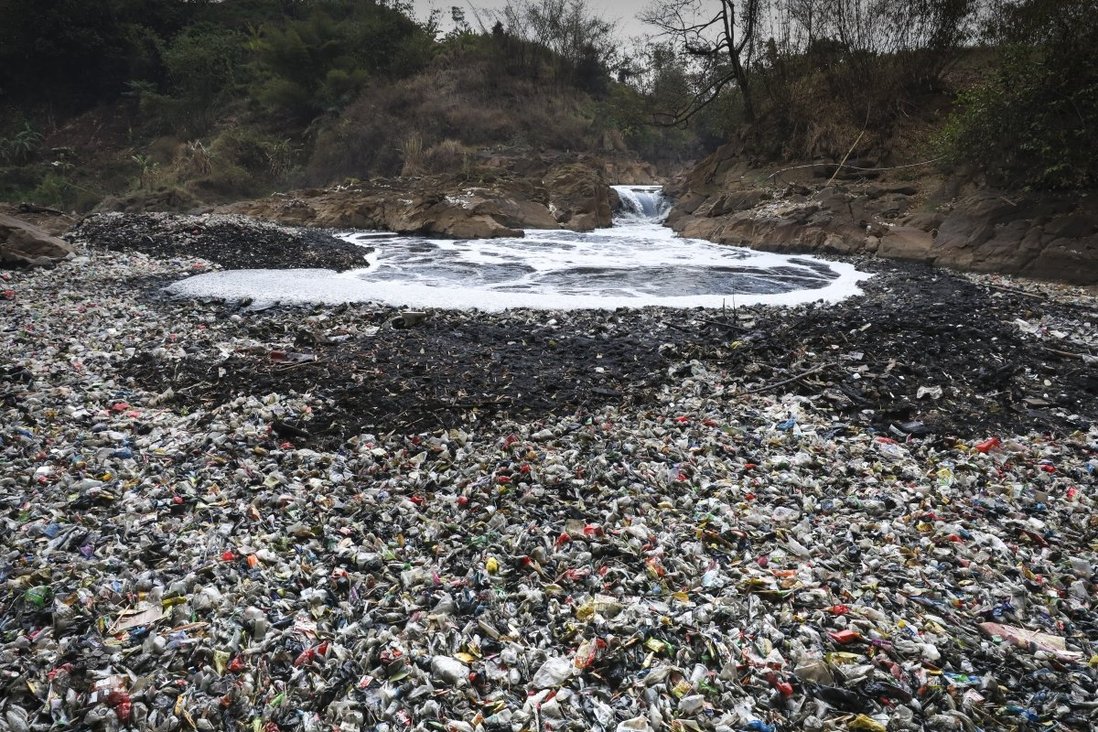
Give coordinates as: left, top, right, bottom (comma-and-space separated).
866, 183, 918, 199
543, 164, 613, 231
0, 203, 76, 236
222, 175, 563, 239
814, 157, 880, 180
932, 192, 1098, 283
664, 192, 708, 226
666, 156, 1098, 284
675, 141, 744, 197
903, 211, 945, 233
878, 226, 936, 264
697, 190, 770, 217
0, 213, 75, 267
602, 158, 660, 185
392, 194, 525, 239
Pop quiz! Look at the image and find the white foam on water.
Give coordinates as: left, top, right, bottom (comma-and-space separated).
166, 187, 871, 311
612, 185, 671, 222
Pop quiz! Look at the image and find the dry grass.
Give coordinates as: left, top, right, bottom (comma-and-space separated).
305, 58, 602, 185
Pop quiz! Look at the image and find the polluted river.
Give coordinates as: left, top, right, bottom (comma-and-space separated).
165, 186, 868, 310
1, 189, 1097, 732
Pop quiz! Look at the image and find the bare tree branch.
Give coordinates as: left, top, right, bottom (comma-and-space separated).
641, 0, 761, 123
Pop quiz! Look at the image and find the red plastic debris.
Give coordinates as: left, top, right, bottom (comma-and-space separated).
828, 629, 861, 644
107, 690, 132, 722
974, 437, 1001, 453
766, 672, 794, 697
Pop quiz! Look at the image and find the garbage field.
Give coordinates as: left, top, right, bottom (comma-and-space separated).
2, 230, 1097, 731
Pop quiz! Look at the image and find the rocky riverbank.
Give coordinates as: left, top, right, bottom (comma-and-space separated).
2, 217, 1098, 731
218, 163, 617, 240
666, 145, 1098, 286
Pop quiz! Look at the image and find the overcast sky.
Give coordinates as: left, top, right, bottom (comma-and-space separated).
412, 0, 656, 42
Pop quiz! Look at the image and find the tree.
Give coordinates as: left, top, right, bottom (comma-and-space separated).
161, 23, 247, 131
938, 0, 1098, 189
0, 0, 213, 110
251, 1, 434, 121
640, 0, 763, 124
495, 0, 617, 89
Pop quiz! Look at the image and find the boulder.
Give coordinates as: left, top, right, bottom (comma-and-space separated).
677, 142, 744, 197
663, 192, 708, 227
902, 212, 945, 233
543, 164, 613, 231
0, 203, 76, 236
463, 190, 558, 231
930, 192, 1098, 284
878, 226, 936, 264
602, 158, 660, 185
0, 213, 75, 267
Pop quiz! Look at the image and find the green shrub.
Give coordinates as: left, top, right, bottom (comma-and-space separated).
251, 2, 434, 121
0, 121, 43, 164
161, 23, 247, 132
29, 172, 100, 210
936, 0, 1098, 190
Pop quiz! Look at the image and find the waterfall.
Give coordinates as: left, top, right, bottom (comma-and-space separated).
612, 185, 671, 223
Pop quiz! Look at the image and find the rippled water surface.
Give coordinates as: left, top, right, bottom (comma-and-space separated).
168, 186, 869, 310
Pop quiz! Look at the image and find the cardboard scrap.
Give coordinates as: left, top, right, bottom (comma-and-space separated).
109, 603, 164, 634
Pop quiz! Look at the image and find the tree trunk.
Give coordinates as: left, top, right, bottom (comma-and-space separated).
731, 55, 755, 123
724, 1, 756, 123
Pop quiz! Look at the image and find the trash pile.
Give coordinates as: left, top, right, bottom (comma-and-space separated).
123, 258, 1098, 446
70, 213, 370, 271
2, 243, 1097, 732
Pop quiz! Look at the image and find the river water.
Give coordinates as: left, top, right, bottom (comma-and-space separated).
168, 186, 868, 310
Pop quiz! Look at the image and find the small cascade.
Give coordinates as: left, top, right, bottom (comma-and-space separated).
612, 185, 671, 223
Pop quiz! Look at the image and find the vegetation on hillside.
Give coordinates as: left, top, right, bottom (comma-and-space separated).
0, 0, 1092, 212
0, 0, 702, 211
936, 0, 1097, 190
641, 0, 1095, 190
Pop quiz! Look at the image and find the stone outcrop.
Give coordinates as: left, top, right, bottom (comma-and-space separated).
0, 203, 77, 237
928, 193, 1098, 282
221, 170, 616, 239
543, 164, 614, 231
0, 212, 76, 267
666, 146, 1098, 284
